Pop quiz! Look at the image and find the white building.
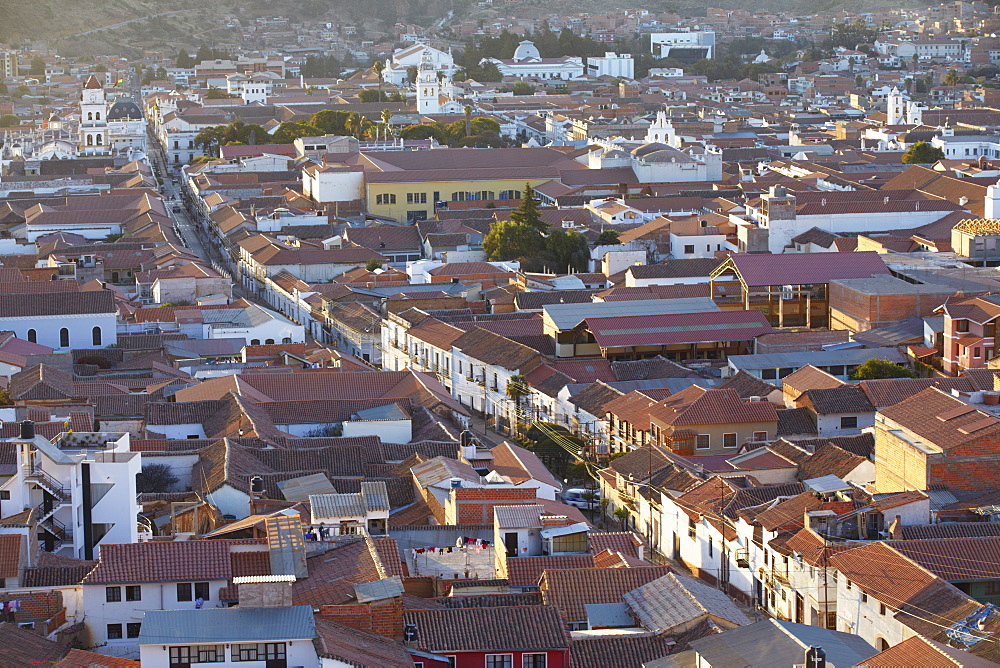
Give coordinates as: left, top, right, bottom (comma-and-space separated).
385, 43, 457, 85
79, 75, 110, 156
482, 41, 585, 80
0, 425, 140, 561
587, 52, 635, 79
0, 290, 117, 351
650, 31, 716, 60
138, 605, 318, 667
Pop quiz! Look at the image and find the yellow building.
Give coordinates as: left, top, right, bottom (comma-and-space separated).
358, 147, 588, 223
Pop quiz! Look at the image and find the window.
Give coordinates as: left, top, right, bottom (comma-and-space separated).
723, 433, 737, 448
709, 537, 714, 557
840, 416, 858, 429
126, 622, 141, 638
106, 586, 122, 602
59, 328, 69, 348
0, 491, 8, 500
406, 192, 427, 204
234, 643, 286, 661
375, 193, 396, 205
125, 585, 141, 601
753, 432, 768, 441
169, 645, 225, 665
862, 592, 868, 603
177, 582, 192, 601
486, 655, 514, 668
194, 582, 210, 600
684, 244, 695, 254
762, 369, 777, 380
26, 329, 36, 343
107, 624, 123, 640
957, 319, 970, 332
92, 326, 102, 347
974, 348, 982, 358
880, 603, 887, 615
523, 655, 547, 668
696, 434, 710, 449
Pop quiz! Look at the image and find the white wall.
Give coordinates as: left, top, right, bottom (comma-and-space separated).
0, 312, 117, 351
815, 412, 875, 438
342, 418, 412, 444
139, 638, 317, 666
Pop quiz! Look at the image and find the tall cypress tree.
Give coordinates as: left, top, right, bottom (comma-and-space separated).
510, 183, 546, 232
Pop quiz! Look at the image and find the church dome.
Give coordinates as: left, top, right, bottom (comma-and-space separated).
107, 97, 143, 121
513, 41, 541, 62
631, 142, 671, 158
640, 147, 691, 163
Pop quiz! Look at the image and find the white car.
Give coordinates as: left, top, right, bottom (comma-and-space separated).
562, 488, 600, 508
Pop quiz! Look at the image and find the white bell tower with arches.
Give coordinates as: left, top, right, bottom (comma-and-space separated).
416, 50, 442, 115
80, 74, 110, 155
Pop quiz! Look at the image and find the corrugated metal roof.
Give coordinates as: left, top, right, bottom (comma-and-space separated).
277, 473, 337, 502
543, 298, 719, 331
585, 602, 634, 629
495, 504, 543, 529
137, 605, 315, 644
725, 251, 890, 287
728, 347, 907, 373
310, 492, 367, 521
361, 481, 391, 513
354, 575, 404, 603
586, 310, 772, 348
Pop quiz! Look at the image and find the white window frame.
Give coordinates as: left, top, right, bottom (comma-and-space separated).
486, 654, 514, 668
522, 654, 548, 668
696, 434, 710, 449
723, 432, 738, 448
753, 431, 768, 441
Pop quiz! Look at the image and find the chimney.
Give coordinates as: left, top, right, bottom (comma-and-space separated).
888, 514, 903, 539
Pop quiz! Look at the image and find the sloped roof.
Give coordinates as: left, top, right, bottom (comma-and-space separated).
623, 572, 750, 633
858, 634, 999, 668
540, 566, 672, 623
721, 251, 890, 286
81, 540, 233, 584
403, 606, 569, 652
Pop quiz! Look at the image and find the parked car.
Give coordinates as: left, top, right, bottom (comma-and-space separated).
562, 488, 600, 509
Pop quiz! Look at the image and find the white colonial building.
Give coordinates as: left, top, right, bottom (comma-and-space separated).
482, 41, 585, 80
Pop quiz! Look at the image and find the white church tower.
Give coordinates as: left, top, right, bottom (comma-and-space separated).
79, 74, 110, 155
886, 87, 905, 127
645, 110, 679, 148
416, 50, 442, 115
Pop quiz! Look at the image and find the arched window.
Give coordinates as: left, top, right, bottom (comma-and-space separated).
92, 326, 102, 346
282, 337, 292, 344
59, 328, 69, 348
87, 112, 93, 121
96, 135, 103, 145
26, 329, 36, 343
250, 339, 260, 346
265, 339, 275, 345
86, 135, 93, 146
95, 112, 101, 120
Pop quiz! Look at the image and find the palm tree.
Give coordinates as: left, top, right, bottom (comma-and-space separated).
372, 60, 384, 99
463, 104, 473, 137
380, 108, 393, 140
345, 111, 368, 139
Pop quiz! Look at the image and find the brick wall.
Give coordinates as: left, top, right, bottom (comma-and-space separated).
829, 282, 983, 332
317, 595, 403, 640
449, 487, 536, 524
874, 425, 929, 492
0, 591, 63, 632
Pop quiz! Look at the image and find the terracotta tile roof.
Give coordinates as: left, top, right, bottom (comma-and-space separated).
606, 446, 675, 481
312, 617, 413, 667
604, 389, 659, 429
884, 537, 1000, 582
829, 542, 940, 610
776, 407, 818, 437
292, 538, 384, 606
540, 566, 672, 623
717, 370, 777, 400
403, 606, 569, 652
859, 377, 976, 409
9, 364, 74, 401
784, 528, 856, 567
81, 540, 233, 585
0, 289, 115, 317
0, 622, 70, 666
803, 385, 874, 415
782, 364, 844, 398
938, 294, 1000, 324
56, 649, 141, 667
428, 261, 515, 277
879, 387, 1000, 451
407, 317, 466, 349
649, 387, 778, 428
0, 535, 21, 578
452, 327, 542, 372
797, 442, 869, 482
506, 555, 596, 589
857, 634, 999, 668
570, 634, 692, 668
748, 492, 822, 531
589, 532, 644, 562
611, 356, 697, 381
898, 522, 1000, 540
568, 380, 624, 417
586, 310, 773, 348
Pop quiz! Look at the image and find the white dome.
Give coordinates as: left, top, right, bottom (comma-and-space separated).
513, 41, 541, 62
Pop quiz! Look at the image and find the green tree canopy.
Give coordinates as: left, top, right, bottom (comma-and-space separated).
176, 49, 195, 68
541, 229, 589, 273
359, 88, 392, 103
398, 123, 448, 144
0, 114, 20, 127
365, 258, 383, 272
901, 141, 945, 164
509, 183, 546, 231
310, 109, 352, 135
270, 121, 324, 144
511, 81, 536, 95
594, 229, 621, 245
204, 87, 234, 99
850, 358, 915, 380
483, 220, 544, 263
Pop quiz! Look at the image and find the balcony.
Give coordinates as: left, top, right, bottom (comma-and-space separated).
736, 549, 750, 568
771, 568, 790, 586
24, 466, 68, 502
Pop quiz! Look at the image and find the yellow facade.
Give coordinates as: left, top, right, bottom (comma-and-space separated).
365, 177, 554, 223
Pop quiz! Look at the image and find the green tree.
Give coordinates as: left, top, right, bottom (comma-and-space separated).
373, 60, 384, 98
176, 49, 195, 68
13, 85, 29, 98
464, 104, 473, 137
380, 108, 394, 139
613, 507, 631, 529
850, 358, 915, 380
594, 229, 620, 245
135, 463, 179, 493
506, 373, 530, 436
270, 122, 324, 143
359, 88, 393, 103
94, 64, 107, 72
944, 68, 961, 86
204, 87, 233, 99
541, 229, 589, 273
0, 114, 19, 127
365, 258, 383, 272
398, 123, 448, 144
345, 111, 370, 139
509, 183, 546, 231
406, 65, 419, 85
512, 81, 536, 95
311, 109, 352, 135
483, 220, 544, 263
901, 141, 945, 164
29, 57, 45, 75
